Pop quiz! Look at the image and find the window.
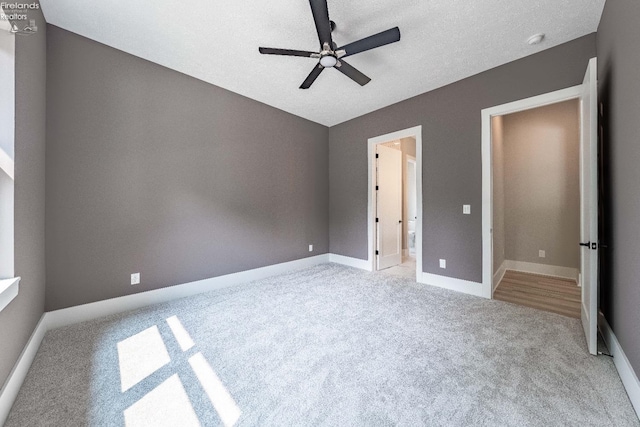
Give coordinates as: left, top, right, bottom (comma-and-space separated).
0, 12, 19, 312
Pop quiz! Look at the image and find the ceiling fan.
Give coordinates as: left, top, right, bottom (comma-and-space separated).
259, 0, 401, 89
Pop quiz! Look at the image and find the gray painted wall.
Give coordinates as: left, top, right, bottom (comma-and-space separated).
45, 26, 329, 310
502, 100, 580, 269
0, 4, 46, 389
597, 0, 640, 375
329, 34, 596, 283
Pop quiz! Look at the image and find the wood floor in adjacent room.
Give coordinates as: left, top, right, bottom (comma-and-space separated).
494, 270, 581, 318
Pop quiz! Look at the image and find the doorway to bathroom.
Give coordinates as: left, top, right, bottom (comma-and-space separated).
367, 126, 422, 281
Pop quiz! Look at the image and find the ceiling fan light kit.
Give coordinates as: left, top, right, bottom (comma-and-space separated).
259, 0, 401, 89
319, 55, 337, 68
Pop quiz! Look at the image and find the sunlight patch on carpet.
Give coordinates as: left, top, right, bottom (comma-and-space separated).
189, 352, 241, 426
117, 326, 171, 392
123, 374, 201, 427
166, 315, 195, 352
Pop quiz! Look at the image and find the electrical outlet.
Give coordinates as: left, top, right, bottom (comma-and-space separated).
539, 250, 546, 258
131, 273, 140, 285
439, 259, 446, 269
463, 205, 471, 215
309, 244, 313, 252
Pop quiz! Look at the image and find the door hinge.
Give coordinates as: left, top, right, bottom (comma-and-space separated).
376, 153, 379, 159
375, 250, 379, 255
376, 218, 379, 223
376, 185, 379, 191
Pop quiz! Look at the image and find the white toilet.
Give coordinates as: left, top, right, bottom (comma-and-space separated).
407, 220, 416, 256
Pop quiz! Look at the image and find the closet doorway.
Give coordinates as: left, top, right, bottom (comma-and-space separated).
491, 99, 581, 319
481, 57, 599, 354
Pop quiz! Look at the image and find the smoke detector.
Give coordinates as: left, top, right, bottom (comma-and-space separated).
527, 33, 545, 45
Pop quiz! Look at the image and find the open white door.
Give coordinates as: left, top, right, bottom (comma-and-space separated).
376, 145, 402, 270
580, 57, 599, 355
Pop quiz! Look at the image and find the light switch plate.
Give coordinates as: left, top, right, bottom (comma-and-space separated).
131, 273, 140, 285
539, 250, 546, 258
439, 259, 446, 269
463, 205, 471, 215
309, 244, 313, 252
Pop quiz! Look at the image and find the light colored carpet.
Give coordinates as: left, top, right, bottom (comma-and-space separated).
6, 263, 639, 426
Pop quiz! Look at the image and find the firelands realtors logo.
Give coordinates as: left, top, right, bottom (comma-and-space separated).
1, 2, 39, 21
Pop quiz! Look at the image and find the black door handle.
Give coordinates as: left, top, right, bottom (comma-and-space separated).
580, 242, 599, 250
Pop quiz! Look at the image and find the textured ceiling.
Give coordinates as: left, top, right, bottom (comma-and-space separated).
39, 0, 605, 126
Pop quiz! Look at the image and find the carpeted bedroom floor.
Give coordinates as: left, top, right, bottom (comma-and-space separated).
6, 263, 639, 426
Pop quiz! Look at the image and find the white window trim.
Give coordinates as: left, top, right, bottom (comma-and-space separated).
0, 15, 17, 311
0, 276, 20, 313
0, 148, 14, 180
0, 150, 17, 313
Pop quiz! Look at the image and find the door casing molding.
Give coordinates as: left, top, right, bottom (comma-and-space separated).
367, 126, 423, 279
481, 84, 584, 299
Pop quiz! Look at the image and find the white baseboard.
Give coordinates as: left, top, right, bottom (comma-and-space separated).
493, 261, 507, 293
0, 314, 48, 426
598, 312, 640, 419
503, 260, 579, 282
47, 254, 331, 330
329, 253, 372, 271
419, 272, 487, 298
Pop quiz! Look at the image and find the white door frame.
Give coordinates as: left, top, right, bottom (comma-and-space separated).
406, 156, 417, 257
368, 126, 422, 280
481, 85, 584, 298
